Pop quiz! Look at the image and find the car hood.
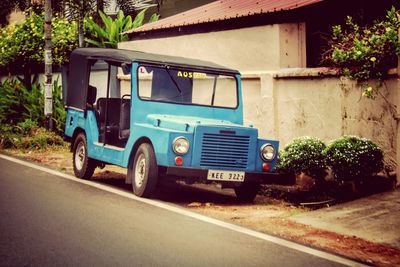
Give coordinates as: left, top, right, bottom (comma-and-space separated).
145, 114, 247, 132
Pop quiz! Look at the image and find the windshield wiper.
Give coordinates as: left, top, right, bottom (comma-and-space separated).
164, 65, 183, 99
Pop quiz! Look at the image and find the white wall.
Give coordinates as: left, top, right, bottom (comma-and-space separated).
120, 23, 306, 72
242, 70, 398, 171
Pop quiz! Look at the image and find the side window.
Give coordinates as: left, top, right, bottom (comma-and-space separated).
89, 60, 108, 100
138, 66, 153, 99
88, 61, 129, 101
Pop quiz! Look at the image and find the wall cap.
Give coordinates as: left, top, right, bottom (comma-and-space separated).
241, 67, 398, 79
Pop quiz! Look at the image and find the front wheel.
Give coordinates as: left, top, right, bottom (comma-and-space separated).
234, 182, 261, 202
72, 133, 96, 179
131, 143, 158, 197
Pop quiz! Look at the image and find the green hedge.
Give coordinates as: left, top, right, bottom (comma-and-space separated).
276, 137, 327, 182
325, 136, 384, 182
277, 136, 384, 184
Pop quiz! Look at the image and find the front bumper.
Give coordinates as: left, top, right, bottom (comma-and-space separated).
165, 166, 294, 185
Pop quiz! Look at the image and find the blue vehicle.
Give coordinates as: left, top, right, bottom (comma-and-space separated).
64, 48, 293, 201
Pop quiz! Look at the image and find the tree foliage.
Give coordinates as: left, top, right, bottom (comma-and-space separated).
116, 0, 163, 17
0, 9, 78, 75
85, 9, 159, 48
323, 6, 400, 97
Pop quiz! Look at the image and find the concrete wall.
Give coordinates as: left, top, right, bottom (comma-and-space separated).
241, 70, 398, 171
120, 23, 306, 72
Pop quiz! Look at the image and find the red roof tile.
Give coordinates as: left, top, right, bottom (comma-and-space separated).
127, 0, 323, 33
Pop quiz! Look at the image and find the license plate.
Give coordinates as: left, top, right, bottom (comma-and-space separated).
207, 170, 245, 182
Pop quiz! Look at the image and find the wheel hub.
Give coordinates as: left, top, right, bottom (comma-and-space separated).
75, 142, 85, 170
135, 154, 146, 187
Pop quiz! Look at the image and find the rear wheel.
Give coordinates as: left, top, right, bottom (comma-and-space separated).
131, 143, 158, 197
73, 133, 96, 179
234, 182, 261, 202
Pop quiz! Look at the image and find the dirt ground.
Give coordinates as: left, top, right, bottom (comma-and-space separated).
3, 147, 400, 267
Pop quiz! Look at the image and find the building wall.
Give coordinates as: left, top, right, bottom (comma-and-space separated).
120, 23, 306, 72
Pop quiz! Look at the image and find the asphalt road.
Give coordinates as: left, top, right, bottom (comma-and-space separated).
0, 157, 354, 267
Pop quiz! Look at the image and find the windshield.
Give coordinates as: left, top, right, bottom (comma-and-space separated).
137, 65, 238, 109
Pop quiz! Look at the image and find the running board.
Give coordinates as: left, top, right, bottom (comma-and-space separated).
93, 142, 125, 151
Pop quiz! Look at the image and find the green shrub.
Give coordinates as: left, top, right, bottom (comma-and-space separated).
0, 79, 43, 124
276, 137, 327, 182
20, 82, 44, 123
0, 124, 65, 150
324, 136, 383, 182
0, 79, 65, 135
0, 9, 77, 75
85, 9, 159, 48
20, 127, 64, 149
0, 79, 20, 123
323, 6, 400, 97
17, 119, 38, 134
0, 124, 20, 148
51, 78, 66, 134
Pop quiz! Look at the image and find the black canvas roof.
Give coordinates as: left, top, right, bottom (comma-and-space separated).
66, 48, 239, 110
71, 48, 239, 74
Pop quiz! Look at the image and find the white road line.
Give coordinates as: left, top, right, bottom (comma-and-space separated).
0, 153, 366, 267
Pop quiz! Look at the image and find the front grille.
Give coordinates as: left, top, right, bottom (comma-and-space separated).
200, 133, 250, 169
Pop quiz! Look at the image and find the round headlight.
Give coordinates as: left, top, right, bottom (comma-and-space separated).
260, 144, 276, 161
172, 137, 190, 155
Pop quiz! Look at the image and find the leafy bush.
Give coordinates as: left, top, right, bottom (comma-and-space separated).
0, 79, 42, 123
324, 136, 383, 183
0, 79, 21, 123
276, 137, 327, 182
17, 119, 38, 135
0, 79, 44, 124
20, 82, 45, 123
0, 79, 65, 135
51, 78, 67, 134
85, 9, 158, 48
0, 9, 77, 75
323, 6, 400, 97
21, 127, 65, 149
0, 123, 65, 150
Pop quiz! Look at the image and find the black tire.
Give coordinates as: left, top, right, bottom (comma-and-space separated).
234, 182, 261, 202
131, 143, 158, 197
72, 133, 96, 179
